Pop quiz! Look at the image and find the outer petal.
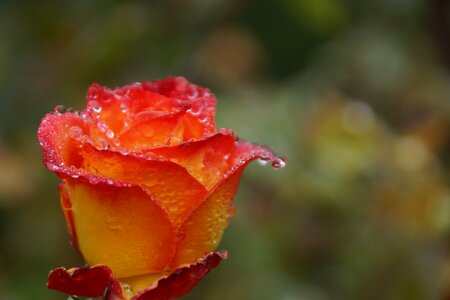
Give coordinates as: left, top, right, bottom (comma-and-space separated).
146, 130, 236, 190
79, 144, 208, 229
61, 179, 176, 278
172, 140, 284, 267
47, 265, 123, 299
172, 169, 242, 268
38, 111, 132, 188
47, 252, 227, 300
38, 111, 87, 173
133, 251, 227, 300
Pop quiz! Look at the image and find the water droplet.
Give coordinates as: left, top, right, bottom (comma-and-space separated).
257, 158, 269, 166
70, 126, 83, 137
272, 157, 286, 169
122, 284, 132, 295
166, 136, 182, 146
198, 115, 208, 123
54, 105, 65, 114
106, 179, 114, 185
48, 164, 60, 171
80, 135, 91, 144
188, 107, 201, 116
202, 90, 212, 98
118, 147, 129, 155
105, 129, 115, 139
106, 214, 121, 230
81, 111, 89, 120
89, 177, 99, 185
89, 101, 102, 113
94, 138, 108, 150
187, 87, 198, 99
120, 103, 128, 113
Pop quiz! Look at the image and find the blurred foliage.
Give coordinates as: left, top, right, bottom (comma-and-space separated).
0, 0, 450, 299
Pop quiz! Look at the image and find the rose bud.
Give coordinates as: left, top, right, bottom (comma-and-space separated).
38, 77, 285, 299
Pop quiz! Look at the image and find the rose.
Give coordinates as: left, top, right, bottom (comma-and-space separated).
38, 77, 285, 299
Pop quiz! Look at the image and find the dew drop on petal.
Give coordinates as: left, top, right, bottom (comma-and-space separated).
49, 164, 60, 171
120, 103, 128, 113
188, 107, 201, 116
89, 101, 102, 113
187, 87, 199, 99
272, 157, 286, 169
89, 177, 99, 185
257, 158, 269, 166
94, 138, 108, 150
69, 126, 82, 137
105, 129, 115, 139
54, 105, 65, 114
198, 115, 208, 123
81, 111, 89, 120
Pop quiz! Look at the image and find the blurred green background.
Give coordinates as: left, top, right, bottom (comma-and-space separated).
1, 0, 450, 299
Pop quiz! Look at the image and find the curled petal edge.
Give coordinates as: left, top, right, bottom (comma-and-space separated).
47, 251, 227, 300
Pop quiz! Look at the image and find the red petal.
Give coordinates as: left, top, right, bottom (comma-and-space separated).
47, 265, 124, 299
131, 77, 217, 139
133, 251, 227, 300
38, 111, 133, 188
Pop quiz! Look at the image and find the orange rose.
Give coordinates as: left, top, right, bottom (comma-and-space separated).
38, 77, 285, 299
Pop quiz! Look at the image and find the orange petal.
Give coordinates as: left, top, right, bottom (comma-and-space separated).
80, 144, 208, 229
61, 179, 176, 278
172, 169, 243, 268
171, 140, 284, 268
118, 111, 186, 150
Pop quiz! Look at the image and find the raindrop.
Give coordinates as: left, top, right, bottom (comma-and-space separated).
120, 103, 128, 113
89, 177, 99, 185
106, 215, 121, 230
272, 157, 286, 169
198, 115, 208, 123
118, 147, 129, 155
105, 129, 115, 139
48, 164, 60, 171
257, 158, 269, 166
187, 87, 198, 99
54, 105, 65, 114
70, 126, 83, 137
122, 284, 132, 295
94, 138, 108, 150
81, 111, 89, 120
89, 101, 102, 113
188, 107, 201, 116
